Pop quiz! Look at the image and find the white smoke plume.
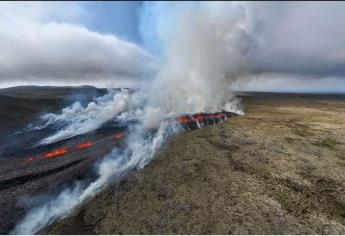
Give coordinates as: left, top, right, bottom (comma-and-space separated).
12, 121, 180, 234
37, 2, 247, 146
13, 2, 249, 234
37, 88, 146, 145
143, 2, 252, 115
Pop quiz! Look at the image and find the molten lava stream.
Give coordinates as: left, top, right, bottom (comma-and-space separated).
176, 117, 190, 123
216, 113, 225, 118
192, 113, 205, 121
77, 141, 94, 149
45, 147, 68, 159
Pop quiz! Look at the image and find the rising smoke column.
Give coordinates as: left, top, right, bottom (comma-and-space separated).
13, 2, 252, 234
142, 2, 255, 116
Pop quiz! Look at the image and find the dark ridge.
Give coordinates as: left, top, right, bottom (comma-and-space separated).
0, 159, 85, 191
0, 85, 99, 94
0, 94, 63, 136
0, 124, 127, 160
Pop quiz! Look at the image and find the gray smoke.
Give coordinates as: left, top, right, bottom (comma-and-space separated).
143, 2, 251, 115
12, 120, 180, 234
13, 2, 251, 234
36, 89, 146, 145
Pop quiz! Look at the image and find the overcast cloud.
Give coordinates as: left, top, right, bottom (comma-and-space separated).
244, 2, 345, 78
1, 2, 345, 91
0, 2, 156, 87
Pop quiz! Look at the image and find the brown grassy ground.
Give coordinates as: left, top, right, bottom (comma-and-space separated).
46, 93, 345, 234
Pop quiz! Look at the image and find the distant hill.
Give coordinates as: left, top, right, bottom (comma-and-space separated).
0, 86, 110, 135
0, 85, 107, 99
0, 94, 61, 135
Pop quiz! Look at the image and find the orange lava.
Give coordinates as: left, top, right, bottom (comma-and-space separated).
113, 132, 125, 140
176, 117, 190, 123
45, 147, 68, 158
22, 113, 229, 163
192, 113, 205, 121
216, 113, 225, 118
77, 141, 94, 149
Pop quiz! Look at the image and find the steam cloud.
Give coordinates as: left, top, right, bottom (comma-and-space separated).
143, 2, 250, 115
13, 2, 247, 234
0, 2, 157, 87
3, 2, 345, 90
12, 122, 179, 234
37, 89, 146, 145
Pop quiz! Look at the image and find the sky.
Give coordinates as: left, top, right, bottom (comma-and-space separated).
1, 1, 345, 92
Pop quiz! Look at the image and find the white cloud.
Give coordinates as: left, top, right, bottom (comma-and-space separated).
244, 2, 345, 77
0, 2, 157, 87
233, 74, 345, 93
3, 2, 345, 91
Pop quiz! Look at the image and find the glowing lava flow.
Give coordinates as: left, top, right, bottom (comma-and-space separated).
22, 131, 126, 163
176, 111, 229, 124
176, 117, 191, 123
45, 147, 68, 159
21, 112, 235, 164
77, 141, 94, 149
192, 113, 205, 121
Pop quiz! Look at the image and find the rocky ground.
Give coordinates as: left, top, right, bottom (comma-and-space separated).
44, 93, 345, 234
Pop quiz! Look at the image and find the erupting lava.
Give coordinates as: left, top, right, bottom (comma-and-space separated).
176, 117, 191, 123
23, 131, 127, 163
175, 111, 236, 130
77, 141, 94, 149
21, 112, 235, 164
192, 113, 205, 121
45, 147, 68, 159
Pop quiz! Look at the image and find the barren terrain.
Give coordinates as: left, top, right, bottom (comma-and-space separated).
46, 93, 345, 234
